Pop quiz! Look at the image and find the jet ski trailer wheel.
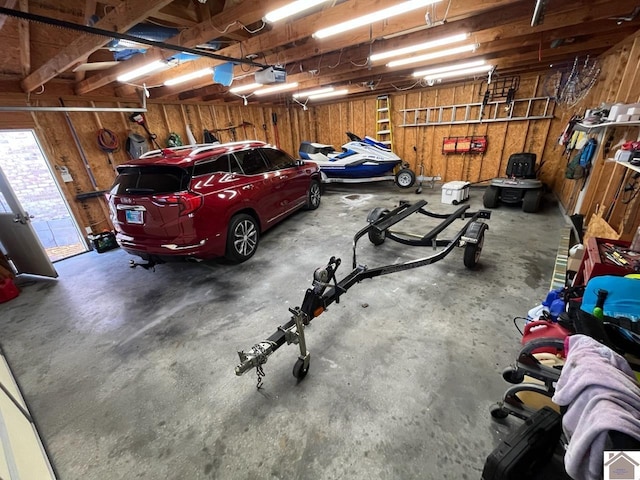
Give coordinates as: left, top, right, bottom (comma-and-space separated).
395, 168, 416, 188
235, 200, 491, 387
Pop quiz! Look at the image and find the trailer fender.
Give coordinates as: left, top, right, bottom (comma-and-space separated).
367, 207, 390, 223
461, 221, 489, 244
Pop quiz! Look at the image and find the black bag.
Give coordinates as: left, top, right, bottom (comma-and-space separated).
482, 407, 564, 480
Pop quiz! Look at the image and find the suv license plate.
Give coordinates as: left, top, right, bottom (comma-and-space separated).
125, 210, 143, 224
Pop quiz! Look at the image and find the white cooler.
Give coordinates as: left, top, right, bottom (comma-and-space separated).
441, 181, 470, 204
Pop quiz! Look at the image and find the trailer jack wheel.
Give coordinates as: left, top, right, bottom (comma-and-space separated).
463, 229, 485, 269
293, 356, 309, 380
368, 228, 386, 245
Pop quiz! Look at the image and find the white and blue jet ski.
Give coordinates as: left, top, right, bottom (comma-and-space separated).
299, 132, 415, 188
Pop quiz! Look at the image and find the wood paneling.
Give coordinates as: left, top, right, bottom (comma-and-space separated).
2, 37, 640, 241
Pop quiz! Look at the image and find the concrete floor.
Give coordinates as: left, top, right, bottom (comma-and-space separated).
1, 183, 567, 479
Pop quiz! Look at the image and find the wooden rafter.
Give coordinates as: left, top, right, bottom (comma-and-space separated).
74, 0, 292, 95
0, 0, 636, 104
74, 0, 97, 82
17, 0, 28, 75
141, 0, 525, 98
0, 0, 17, 31
20, 0, 174, 93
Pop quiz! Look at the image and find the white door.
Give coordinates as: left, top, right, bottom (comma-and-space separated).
0, 167, 58, 278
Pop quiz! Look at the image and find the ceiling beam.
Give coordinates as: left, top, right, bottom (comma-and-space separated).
20, 0, 174, 93
197, 24, 632, 104
152, 3, 199, 27
74, 0, 97, 82
75, 0, 292, 95
0, 0, 17, 31
145, 0, 526, 98
17, 0, 28, 75
150, 0, 629, 101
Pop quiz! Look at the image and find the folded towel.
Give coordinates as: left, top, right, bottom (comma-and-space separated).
552, 335, 640, 480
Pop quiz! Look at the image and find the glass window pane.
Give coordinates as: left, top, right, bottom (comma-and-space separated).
260, 148, 296, 170
235, 149, 268, 175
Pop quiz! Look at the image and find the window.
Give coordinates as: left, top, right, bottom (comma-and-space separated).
260, 148, 296, 170
235, 149, 269, 175
193, 155, 232, 176
112, 166, 190, 195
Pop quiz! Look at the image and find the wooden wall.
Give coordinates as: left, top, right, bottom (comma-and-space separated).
0, 97, 300, 236
309, 75, 557, 187
2, 28, 640, 243
544, 31, 640, 242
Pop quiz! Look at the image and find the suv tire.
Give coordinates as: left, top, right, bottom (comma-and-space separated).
305, 180, 321, 210
226, 213, 259, 263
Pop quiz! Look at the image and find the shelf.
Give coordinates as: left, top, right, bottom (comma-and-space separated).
574, 120, 640, 132
614, 159, 640, 174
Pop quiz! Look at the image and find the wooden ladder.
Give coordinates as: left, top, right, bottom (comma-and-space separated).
376, 95, 393, 149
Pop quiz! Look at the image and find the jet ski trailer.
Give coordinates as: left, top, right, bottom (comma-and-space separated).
235, 199, 491, 387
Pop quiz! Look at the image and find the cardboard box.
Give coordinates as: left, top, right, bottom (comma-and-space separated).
567, 257, 582, 272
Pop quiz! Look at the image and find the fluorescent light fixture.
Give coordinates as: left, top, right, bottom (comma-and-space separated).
253, 82, 300, 96
308, 89, 348, 100
425, 64, 493, 81
412, 59, 486, 77
117, 60, 168, 82
229, 82, 262, 94
265, 0, 332, 22
313, 0, 442, 39
370, 33, 469, 62
164, 67, 213, 86
115, 39, 145, 49
386, 44, 477, 68
293, 87, 334, 98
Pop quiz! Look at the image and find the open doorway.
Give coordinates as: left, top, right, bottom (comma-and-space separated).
0, 130, 87, 262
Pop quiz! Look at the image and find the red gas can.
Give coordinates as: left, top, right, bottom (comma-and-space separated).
0, 277, 19, 303
521, 320, 570, 355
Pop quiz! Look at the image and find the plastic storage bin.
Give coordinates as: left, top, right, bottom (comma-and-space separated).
441, 181, 470, 205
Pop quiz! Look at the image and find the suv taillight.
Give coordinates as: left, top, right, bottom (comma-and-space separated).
152, 192, 203, 216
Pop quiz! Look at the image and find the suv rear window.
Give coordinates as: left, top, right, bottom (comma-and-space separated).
111, 166, 191, 195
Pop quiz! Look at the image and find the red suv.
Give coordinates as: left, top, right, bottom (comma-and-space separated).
108, 141, 321, 264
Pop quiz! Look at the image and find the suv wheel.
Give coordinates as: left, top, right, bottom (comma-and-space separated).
226, 213, 259, 263
305, 180, 321, 210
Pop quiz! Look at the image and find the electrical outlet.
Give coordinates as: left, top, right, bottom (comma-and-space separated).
59, 166, 73, 183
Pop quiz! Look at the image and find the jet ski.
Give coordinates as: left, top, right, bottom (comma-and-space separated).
299, 132, 416, 188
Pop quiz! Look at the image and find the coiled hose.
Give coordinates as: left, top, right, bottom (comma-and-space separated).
97, 128, 119, 153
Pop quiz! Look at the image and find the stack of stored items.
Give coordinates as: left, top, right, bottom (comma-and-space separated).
484, 274, 640, 479
0, 251, 19, 303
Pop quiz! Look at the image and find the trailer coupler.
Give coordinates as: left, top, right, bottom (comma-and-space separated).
236, 306, 313, 387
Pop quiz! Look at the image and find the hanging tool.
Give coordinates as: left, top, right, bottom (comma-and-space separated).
272, 112, 280, 148
414, 146, 424, 194
129, 112, 162, 150
211, 121, 254, 142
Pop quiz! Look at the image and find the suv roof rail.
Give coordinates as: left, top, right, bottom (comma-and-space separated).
189, 143, 226, 156
138, 140, 268, 159
139, 143, 221, 159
